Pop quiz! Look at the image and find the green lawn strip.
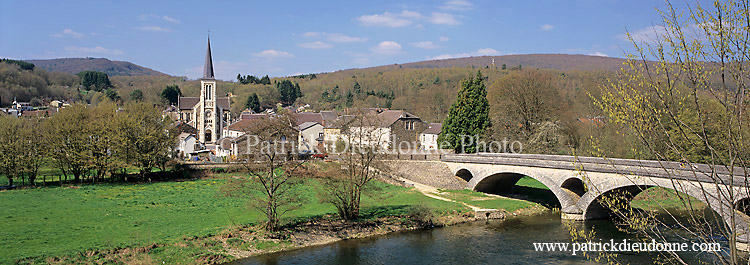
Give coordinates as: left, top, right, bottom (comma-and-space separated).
0, 175, 469, 264
630, 187, 705, 210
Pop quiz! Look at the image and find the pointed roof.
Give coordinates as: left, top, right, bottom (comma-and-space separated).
203, 37, 215, 79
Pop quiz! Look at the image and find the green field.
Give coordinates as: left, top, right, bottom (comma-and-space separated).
0, 174, 470, 264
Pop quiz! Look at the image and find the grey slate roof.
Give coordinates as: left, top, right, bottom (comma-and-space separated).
297, 122, 321, 131
422, 123, 442, 135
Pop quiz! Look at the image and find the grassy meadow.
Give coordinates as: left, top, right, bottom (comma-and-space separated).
0, 174, 472, 264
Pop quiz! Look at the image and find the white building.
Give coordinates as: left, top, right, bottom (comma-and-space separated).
420, 123, 442, 150
297, 122, 324, 153
176, 133, 198, 159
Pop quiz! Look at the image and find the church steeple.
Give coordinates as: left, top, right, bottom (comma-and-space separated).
203, 36, 215, 79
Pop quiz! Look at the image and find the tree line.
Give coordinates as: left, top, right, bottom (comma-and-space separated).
0, 101, 178, 186
237, 74, 271, 85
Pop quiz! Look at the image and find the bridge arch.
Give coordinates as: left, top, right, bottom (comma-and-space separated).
560, 177, 586, 197
455, 168, 474, 182
472, 171, 579, 211
578, 180, 750, 231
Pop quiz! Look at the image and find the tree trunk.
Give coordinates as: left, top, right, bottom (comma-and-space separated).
7, 178, 13, 186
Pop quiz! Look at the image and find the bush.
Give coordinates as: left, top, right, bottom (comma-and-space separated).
407, 204, 435, 228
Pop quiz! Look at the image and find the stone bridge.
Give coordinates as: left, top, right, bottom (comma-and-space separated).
442, 153, 750, 248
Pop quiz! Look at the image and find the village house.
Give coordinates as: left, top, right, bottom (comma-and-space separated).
296, 122, 324, 153
420, 123, 442, 150
176, 133, 198, 159
344, 109, 428, 150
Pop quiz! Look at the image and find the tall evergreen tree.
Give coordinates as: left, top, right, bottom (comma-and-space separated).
260, 75, 271, 85
353, 82, 361, 96
438, 71, 491, 153
345, 91, 353, 107
246, 93, 261, 113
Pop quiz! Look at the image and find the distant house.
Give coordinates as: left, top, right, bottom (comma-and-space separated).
345, 109, 427, 150
20, 108, 57, 118
12, 100, 33, 112
323, 115, 355, 152
214, 137, 233, 159
49, 100, 70, 108
296, 122, 324, 153
420, 123, 442, 150
224, 114, 266, 138
176, 133, 198, 159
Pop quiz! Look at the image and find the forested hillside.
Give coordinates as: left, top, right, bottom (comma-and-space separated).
371, 54, 627, 72
25, 58, 167, 76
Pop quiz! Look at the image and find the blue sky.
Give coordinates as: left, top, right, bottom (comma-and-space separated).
0, 0, 697, 80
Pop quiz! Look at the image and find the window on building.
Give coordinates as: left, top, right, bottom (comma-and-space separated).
405, 121, 414, 130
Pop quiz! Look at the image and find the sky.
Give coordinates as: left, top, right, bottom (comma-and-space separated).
0, 0, 702, 80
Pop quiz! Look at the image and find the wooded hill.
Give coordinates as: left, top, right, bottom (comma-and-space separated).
25, 58, 167, 76
2, 54, 615, 124
369, 54, 628, 72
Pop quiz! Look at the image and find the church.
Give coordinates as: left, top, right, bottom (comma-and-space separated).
177, 37, 231, 144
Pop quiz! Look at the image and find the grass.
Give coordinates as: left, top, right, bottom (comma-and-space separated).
631, 187, 706, 210
0, 174, 468, 264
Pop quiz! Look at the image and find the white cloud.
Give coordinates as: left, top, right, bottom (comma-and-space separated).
298, 41, 333, 49
357, 11, 414, 27
52, 29, 84, 38
618, 25, 668, 43
162, 15, 180, 23
439, 36, 450, 42
326, 33, 367, 43
589, 51, 609, 57
428, 12, 460, 25
541, 24, 555, 31
64, 46, 123, 55
440, 0, 473, 11
412, 41, 439, 49
428, 48, 498, 60
371, 41, 403, 54
139, 13, 179, 23
302, 32, 367, 43
138, 26, 171, 32
253, 49, 294, 59
358, 10, 461, 27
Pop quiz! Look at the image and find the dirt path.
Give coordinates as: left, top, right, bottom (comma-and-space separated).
396, 177, 491, 211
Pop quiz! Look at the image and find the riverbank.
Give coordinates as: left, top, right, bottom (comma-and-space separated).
23, 200, 547, 265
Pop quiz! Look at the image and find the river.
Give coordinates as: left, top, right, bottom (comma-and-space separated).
228, 211, 731, 265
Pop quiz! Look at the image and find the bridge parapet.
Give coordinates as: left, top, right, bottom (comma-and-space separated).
442, 153, 748, 186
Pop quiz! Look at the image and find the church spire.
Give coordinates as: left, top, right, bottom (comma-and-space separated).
203, 36, 215, 79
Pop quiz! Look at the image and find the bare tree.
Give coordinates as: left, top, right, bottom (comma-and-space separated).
221, 113, 309, 231
320, 110, 387, 220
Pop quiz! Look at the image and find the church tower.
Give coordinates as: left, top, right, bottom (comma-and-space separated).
199, 37, 218, 143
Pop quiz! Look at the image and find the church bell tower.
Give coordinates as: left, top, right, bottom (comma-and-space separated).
199, 37, 217, 143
